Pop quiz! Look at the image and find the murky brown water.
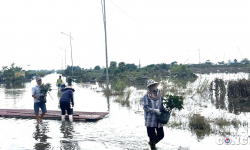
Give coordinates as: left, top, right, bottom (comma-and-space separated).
0, 73, 250, 150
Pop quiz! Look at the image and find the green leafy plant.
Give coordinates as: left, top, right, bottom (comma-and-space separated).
39, 83, 52, 95
162, 94, 184, 112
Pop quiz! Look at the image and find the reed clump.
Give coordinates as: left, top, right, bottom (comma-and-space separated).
189, 114, 211, 138
231, 118, 241, 128
114, 89, 132, 107
196, 78, 210, 95
228, 79, 250, 98
214, 118, 230, 128
227, 79, 250, 113
168, 121, 183, 128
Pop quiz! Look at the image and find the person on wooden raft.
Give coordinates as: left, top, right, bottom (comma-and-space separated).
32, 77, 47, 123
60, 86, 75, 122
142, 79, 165, 150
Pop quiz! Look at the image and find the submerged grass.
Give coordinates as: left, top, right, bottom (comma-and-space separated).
196, 78, 210, 96
168, 121, 183, 129
189, 114, 211, 139
114, 89, 132, 107
231, 118, 241, 128
214, 118, 230, 128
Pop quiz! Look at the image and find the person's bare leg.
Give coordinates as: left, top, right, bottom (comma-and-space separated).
35, 115, 40, 123
40, 112, 45, 122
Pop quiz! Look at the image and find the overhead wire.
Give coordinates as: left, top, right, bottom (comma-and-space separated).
108, 0, 143, 27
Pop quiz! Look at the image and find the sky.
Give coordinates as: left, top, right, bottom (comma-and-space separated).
0, 0, 250, 70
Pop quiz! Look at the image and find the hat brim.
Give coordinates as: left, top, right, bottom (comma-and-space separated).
61, 88, 75, 92
147, 82, 159, 88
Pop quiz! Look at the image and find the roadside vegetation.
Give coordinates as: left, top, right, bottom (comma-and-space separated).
0, 63, 54, 86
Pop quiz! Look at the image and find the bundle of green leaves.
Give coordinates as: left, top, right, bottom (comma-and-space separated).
39, 83, 52, 95
162, 94, 184, 112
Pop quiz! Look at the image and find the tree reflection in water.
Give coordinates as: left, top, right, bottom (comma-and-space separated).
33, 123, 51, 150
60, 121, 79, 149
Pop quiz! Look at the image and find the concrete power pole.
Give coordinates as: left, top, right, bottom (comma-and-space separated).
102, 0, 109, 90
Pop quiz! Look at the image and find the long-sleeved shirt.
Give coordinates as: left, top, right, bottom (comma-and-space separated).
142, 89, 164, 128
60, 89, 74, 105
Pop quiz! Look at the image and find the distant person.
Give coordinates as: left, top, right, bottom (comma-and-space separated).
60, 86, 75, 122
142, 79, 165, 150
66, 76, 72, 86
57, 76, 63, 87
32, 77, 47, 123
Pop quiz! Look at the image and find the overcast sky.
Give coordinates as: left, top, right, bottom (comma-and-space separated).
1, 0, 250, 70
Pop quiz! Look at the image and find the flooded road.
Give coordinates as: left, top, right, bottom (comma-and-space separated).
0, 73, 250, 150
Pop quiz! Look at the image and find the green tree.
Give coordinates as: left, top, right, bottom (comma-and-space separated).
171, 61, 177, 66
241, 58, 249, 64
118, 62, 126, 72
110, 61, 117, 70
125, 63, 137, 71
94, 65, 101, 70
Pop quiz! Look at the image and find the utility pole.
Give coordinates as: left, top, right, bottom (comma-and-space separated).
60, 48, 67, 69
61, 32, 74, 76
198, 49, 200, 64
102, 0, 109, 90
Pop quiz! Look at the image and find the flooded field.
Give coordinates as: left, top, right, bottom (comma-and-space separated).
0, 73, 250, 150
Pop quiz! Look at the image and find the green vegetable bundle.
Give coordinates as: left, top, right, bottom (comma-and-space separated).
39, 83, 52, 95
162, 94, 184, 112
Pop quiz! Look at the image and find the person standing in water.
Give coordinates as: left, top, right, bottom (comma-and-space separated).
57, 75, 63, 87
60, 86, 75, 122
142, 79, 165, 150
32, 77, 47, 123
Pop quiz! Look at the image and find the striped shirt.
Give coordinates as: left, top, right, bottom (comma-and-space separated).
142, 89, 164, 128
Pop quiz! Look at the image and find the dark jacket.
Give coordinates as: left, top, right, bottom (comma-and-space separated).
60, 89, 74, 105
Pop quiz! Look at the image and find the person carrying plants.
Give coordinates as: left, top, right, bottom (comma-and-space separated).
142, 79, 165, 150
60, 86, 75, 122
32, 77, 47, 123
57, 76, 63, 87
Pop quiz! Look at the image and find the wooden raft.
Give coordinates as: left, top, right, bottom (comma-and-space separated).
0, 109, 109, 121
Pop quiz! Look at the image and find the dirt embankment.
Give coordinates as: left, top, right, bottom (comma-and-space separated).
190, 67, 250, 74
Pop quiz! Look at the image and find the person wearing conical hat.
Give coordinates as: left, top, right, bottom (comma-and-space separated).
60, 86, 75, 122
142, 79, 165, 150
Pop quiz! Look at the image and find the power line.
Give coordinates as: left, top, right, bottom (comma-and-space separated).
109, 0, 143, 27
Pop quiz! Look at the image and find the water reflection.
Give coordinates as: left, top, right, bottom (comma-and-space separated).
106, 96, 110, 111
33, 123, 51, 150
228, 97, 250, 114
60, 122, 75, 138
60, 122, 79, 149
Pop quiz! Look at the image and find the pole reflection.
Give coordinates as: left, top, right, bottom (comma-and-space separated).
107, 95, 110, 111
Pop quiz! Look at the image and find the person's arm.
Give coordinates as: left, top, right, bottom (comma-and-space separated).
159, 93, 165, 112
32, 87, 40, 100
70, 91, 74, 107
142, 95, 155, 113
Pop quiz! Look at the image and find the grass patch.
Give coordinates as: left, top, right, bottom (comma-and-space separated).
215, 118, 230, 128
189, 114, 211, 139
168, 121, 183, 128
114, 89, 132, 107
231, 118, 241, 128
102, 88, 112, 97
196, 78, 209, 95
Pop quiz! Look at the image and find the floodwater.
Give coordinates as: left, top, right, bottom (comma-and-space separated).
0, 73, 250, 150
